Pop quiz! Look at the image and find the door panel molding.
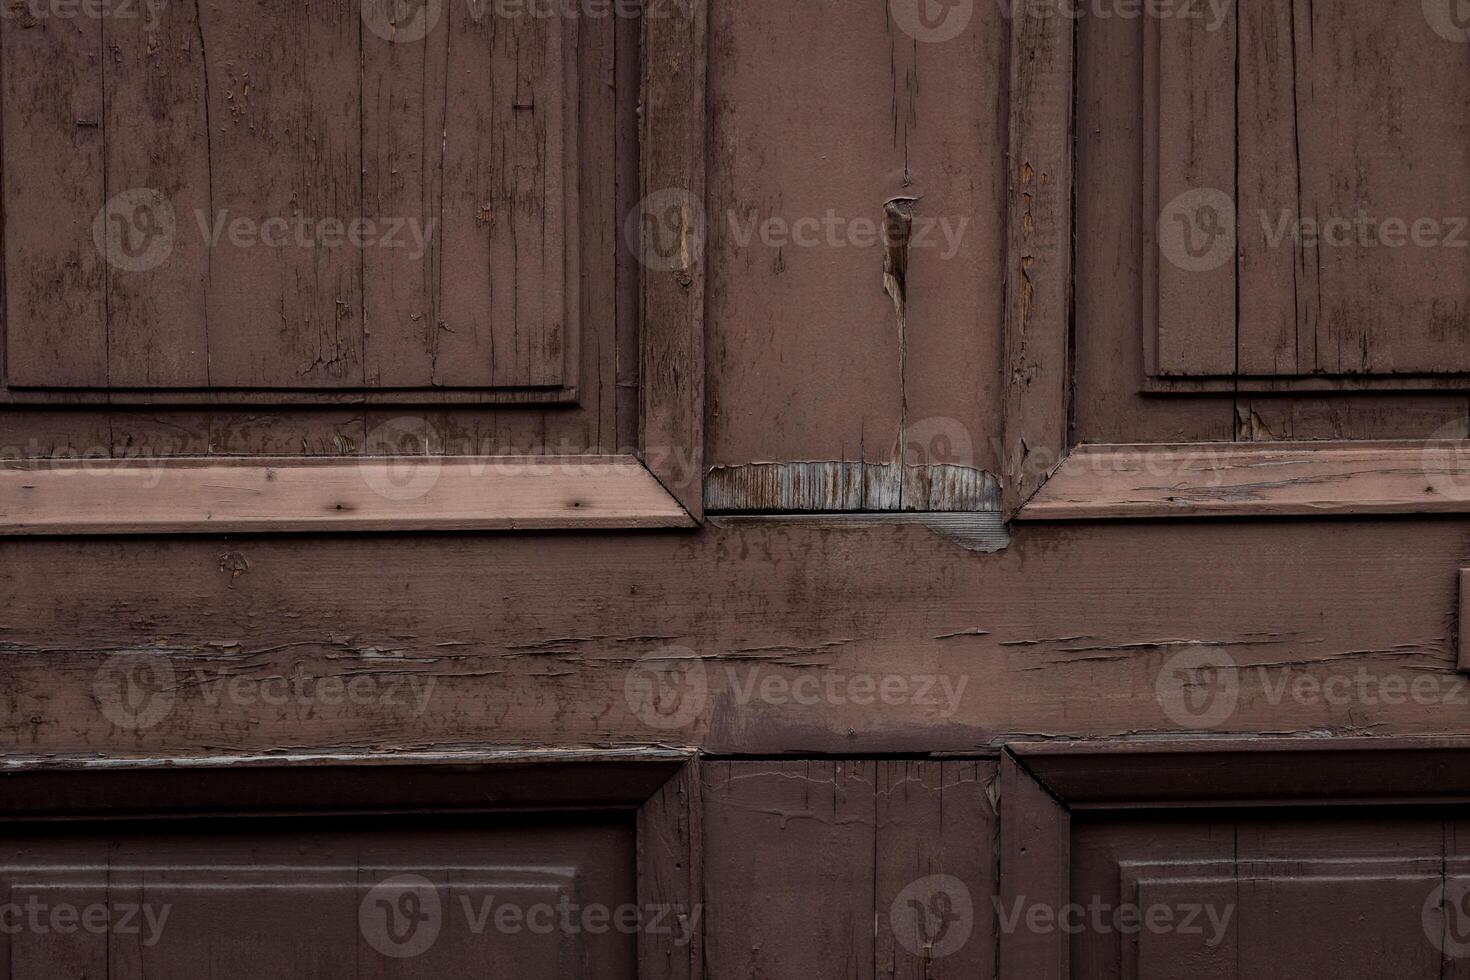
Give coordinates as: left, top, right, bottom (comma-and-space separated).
1016, 441, 1470, 521
999, 738, 1470, 979
0, 754, 702, 977
0, 0, 707, 535
1005, 2, 1470, 521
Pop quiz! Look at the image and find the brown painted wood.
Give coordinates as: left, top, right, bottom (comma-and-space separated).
1151, 1, 1237, 378
1020, 442, 1470, 521
102, 0, 211, 388
0, 757, 680, 978
637, 761, 702, 980
197, 0, 364, 389
2, 11, 107, 387
704, 2, 1006, 499
702, 759, 995, 978
5, 516, 1470, 757
0, 3, 698, 533
1002, 0, 1073, 516
640, 0, 706, 520
999, 752, 1069, 980
1006, 740, 1470, 979
1462, 569, 1470, 674
0, 455, 691, 535
1013, 738, 1470, 807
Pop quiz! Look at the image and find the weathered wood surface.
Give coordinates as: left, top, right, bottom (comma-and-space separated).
2, 516, 1468, 758
703, 760, 995, 979
704, 461, 999, 513
1021, 442, 1470, 520
641, 0, 707, 520
1002, 0, 1074, 515
999, 753, 1068, 980
1078, 10, 1470, 441
706, 0, 1006, 500
0, 456, 690, 534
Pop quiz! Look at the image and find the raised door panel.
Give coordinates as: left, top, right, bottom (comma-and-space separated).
2, 0, 575, 393
1149, 0, 1470, 384
0, 820, 634, 978
1003, 745, 1470, 980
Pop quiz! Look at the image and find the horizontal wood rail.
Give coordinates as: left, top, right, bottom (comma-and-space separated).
0, 455, 694, 535
1018, 441, 1470, 520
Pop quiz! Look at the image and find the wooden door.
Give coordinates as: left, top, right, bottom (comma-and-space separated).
3, 0, 1470, 977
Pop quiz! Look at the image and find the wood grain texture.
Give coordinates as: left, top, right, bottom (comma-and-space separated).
1152, 3, 1237, 377
2, 516, 1470, 757
1020, 442, 1470, 520
1074, 11, 1235, 445
704, 1, 1006, 497
2, 11, 106, 386
641, 0, 706, 520
704, 461, 999, 513
1002, 0, 1074, 516
0, 456, 691, 534
5, 1, 586, 396
197, 0, 364, 388
637, 762, 702, 980
102, 0, 211, 387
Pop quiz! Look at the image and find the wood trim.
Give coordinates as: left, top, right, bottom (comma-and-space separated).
1461, 568, 1470, 673
1009, 737, 1470, 808
637, 760, 703, 980
640, 0, 707, 522
0, 455, 694, 535
0, 5, 708, 536
997, 739, 1470, 974
0, 756, 691, 819
1015, 441, 1470, 521
998, 751, 1070, 980
1001, 0, 1075, 518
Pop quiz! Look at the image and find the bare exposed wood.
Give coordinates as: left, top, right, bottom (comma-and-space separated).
1002, 0, 1074, 516
641, 0, 706, 520
0, 456, 692, 535
1019, 442, 1470, 520
704, 462, 1000, 513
